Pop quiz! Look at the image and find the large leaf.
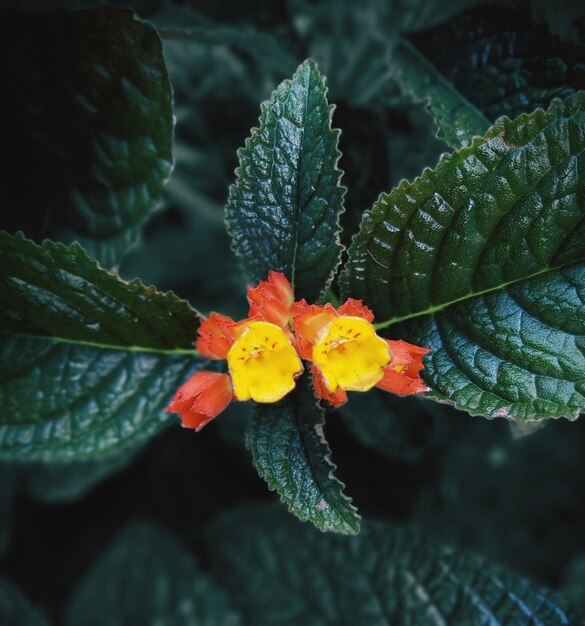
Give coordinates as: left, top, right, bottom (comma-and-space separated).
246, 377, 359, 534
0, 234, 202, 459
226, 59, 346, 302
342, 94, 585, 420
392, 3, 585, 148
66, 520, 242, 626
207, 504, 583, 626
0, 578, 50, 626
0, 8, 173, 268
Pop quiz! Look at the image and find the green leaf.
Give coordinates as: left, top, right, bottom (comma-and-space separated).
246, 377, 359, 534
0, 233, 202, 460
342, 94, 585, 420
0, 233, 200, 351
0, 334, 198, 460
0, 578, 50, 626
207, 503, 583, 626
226, 59, 346, 302
0, 8, 173, 268
389, 37, 491, 148
394, 3, 585, 148
66, 520, 242, 626
340, 389, 451, 463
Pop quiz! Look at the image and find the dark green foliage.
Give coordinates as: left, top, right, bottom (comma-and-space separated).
343, 94, 585, 419
207, 504, 582, 626
226, 60, 346, 302
0, 234, 203, 459
247, 377, 359, 534
1, 2, 585, 623
66, 521, 242, 626
410, 3, 585, 122
340, 389, 452, 463
0, 8, 173, 268
0, 579, 49, 626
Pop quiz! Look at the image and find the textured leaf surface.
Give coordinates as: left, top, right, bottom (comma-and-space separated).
246, 377, 359, 534
391, 4, 585, 148
410, 4, 585, 125
0, 233, 201, 351
342, 94, 585, 420
207, 504, 582, 626
66, 520, 242, 626
340, 389, 451, 463
0, 578, 49, 626
0, 334, 198, 460
0, 234, 202, 460
390, 37, 490, 148
226, 59, 345, 302
0, 7, 173, 268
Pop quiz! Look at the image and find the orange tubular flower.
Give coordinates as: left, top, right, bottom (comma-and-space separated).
166, 272, 303, 430
292, 298, 430, 408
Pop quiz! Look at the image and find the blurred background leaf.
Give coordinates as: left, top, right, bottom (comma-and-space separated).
0, 578, 50, 626
65, 520, 242, 626
206, 503, 584, 625
0, 8, 173, 268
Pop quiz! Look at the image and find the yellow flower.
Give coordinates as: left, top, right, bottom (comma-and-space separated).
312, 316, 390, 392
227, 321, 303, 403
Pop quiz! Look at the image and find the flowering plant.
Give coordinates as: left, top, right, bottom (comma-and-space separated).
167, 271, 429, 430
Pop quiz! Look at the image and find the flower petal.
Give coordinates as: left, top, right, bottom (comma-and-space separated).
227, 321, 303, 403
313, 316, 390, 392
247, 270, 294, 327
166, 371, 233, 430
311, 364, 347, 408
376, 340, 430, 396
337, 298, 375, 322
291, 300, 337, 360
196, 313, 238, 359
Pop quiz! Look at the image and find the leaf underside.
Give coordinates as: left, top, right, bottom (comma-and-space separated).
207, 504, 583, 626
246, 377, 359, 535
342, 94, 585, 420
0, 8, 173, 268
226, 59, 346, 302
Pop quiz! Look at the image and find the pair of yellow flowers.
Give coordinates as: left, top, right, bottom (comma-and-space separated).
167, 271, 429, 430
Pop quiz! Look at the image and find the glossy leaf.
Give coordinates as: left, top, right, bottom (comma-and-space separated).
0, 8, 173, 268
410, 4, 585, 123
342, 94, 585, 420
0, 233, 201, 350
0, 234, 202, 460
246, 378, 359, 534
207, 504, 582, 626
0, 578, 50, 626
0, 334, 198, 460
226, 59, 346, 302
66, 520, 242, 626
394, 3, 585, 148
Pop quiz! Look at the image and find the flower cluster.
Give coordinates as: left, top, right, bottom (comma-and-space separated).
167, 271, 429, 430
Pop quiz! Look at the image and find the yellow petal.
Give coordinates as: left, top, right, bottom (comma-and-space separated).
313, 316, 390, 392
227, 321, 303, 403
